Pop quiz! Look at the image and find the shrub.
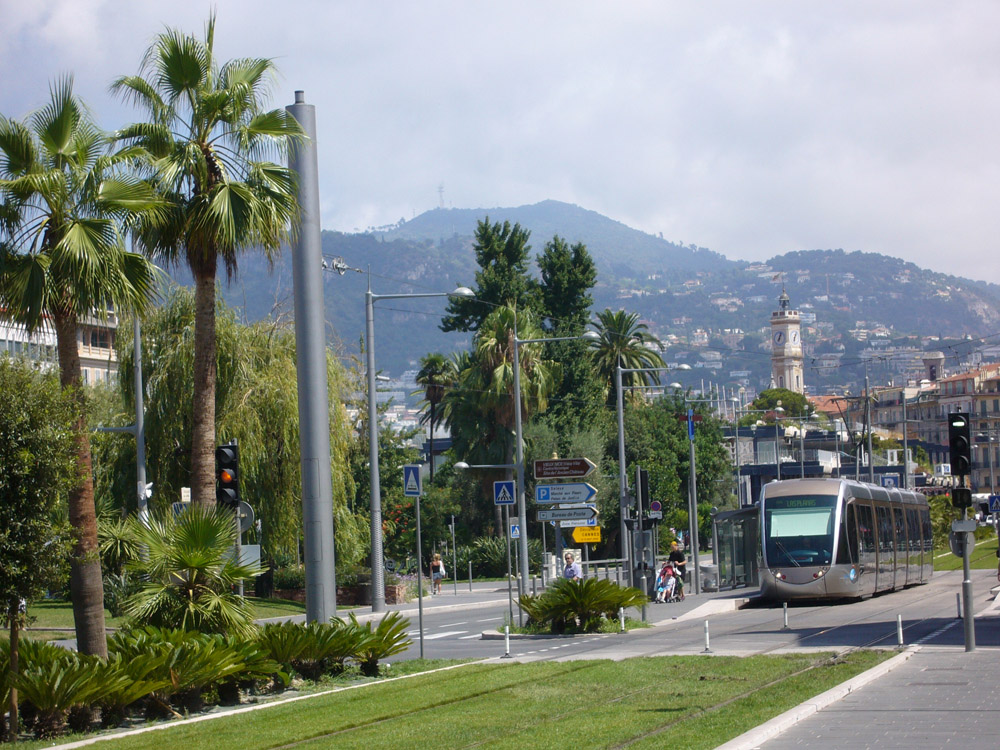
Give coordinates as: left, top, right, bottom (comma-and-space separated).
273, 565, 306, 590
339, 612, 412, 677
11, 652, 103, 738
519, 578, 647, 633
103, 571, 143, 618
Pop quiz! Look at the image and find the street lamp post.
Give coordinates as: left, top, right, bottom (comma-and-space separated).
774, 405, 785, 481
511, 327, 600, 595
614, 364, 691, 588
363, 277, 473, 612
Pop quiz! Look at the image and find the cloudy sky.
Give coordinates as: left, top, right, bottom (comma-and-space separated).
3, 1, 998, 282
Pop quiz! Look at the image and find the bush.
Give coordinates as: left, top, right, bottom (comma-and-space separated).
273, 565, 306, 590
519, 578, 647, 633
468, 536, 544, 578
339, 612, 412, 677
11, 651, 102, 738
103, 572, 143, 618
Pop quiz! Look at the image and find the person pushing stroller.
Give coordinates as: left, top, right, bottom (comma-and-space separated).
654, 562, 677, 603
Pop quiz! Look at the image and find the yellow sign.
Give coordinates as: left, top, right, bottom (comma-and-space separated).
572, 526, 601, 544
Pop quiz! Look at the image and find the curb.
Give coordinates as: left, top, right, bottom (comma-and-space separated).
714, 645, 920, 750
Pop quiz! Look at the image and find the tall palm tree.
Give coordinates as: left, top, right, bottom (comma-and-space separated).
0, 78, 161, 657
413, 352, 456, 482
589, 308, 666, 404
112, 15, 304, 507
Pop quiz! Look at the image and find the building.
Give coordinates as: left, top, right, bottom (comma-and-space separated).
1, 311, 119, 384
770, 290, 804, 393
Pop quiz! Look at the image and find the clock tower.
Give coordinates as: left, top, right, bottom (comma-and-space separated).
770, 289, 804, 394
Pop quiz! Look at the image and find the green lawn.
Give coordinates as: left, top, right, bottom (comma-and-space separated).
933, 535, 1000, 571
17, 651, 891, 750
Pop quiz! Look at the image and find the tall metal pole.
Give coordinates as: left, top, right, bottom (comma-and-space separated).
902, 390, 910, 490
865, 373, 875, 483
687, 409, 701, 595
287, 91, 337, 622
132, 317, 149, 526
365, 277, 386, 613
512, 323, 529, 611
615, 363, 630, 585
414, 489, 424, 658
775, 419, 781, 482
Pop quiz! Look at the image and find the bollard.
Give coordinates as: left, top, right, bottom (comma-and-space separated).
897, 614, 904, 647
957, 592, 962, 619
702, 620, 712, 653
469, 561, 473, 593
502, 625, 512, 659
532, 576, 537, 596
782, 601, 789, 630
619, 606, 626, 633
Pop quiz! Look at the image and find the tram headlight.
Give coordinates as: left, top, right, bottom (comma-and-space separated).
772, 570, 786, 581
812, 568, 828, 579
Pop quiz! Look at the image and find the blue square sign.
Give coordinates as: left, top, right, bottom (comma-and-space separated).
403, 464, 422, 497
494, 480, 516, 505
989, 495, 1000, 513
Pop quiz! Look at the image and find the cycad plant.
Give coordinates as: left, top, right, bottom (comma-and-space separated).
519, 578, 646, 633
10, 652, 102, 738
341, 612, 412, 677
122, 505, 262, 638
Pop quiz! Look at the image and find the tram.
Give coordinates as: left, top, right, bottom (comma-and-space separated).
759, 478, 933, 600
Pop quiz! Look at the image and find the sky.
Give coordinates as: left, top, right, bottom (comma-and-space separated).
2, 1, 999, 282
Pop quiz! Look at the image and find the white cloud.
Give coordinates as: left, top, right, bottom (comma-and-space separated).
2, 0, 998, 281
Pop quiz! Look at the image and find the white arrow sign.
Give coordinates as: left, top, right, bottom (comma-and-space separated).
537, 505, 598, 522
535, 483, 597, 505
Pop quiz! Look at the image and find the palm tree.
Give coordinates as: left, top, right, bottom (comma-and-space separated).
0, 78, 161, 657
445, 306, 559, 533
112, 15, 305, 507
589, 308, 666, 404
413, 353, 456, 482
123, 505, 262, 638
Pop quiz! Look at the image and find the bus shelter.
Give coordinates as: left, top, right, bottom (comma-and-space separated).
712, 506, 760, 590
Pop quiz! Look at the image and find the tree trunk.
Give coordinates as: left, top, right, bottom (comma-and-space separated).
53, 310, 107, 658
428, 402, 435, 482
190, 265, 218, 507
7, 602, 18, 743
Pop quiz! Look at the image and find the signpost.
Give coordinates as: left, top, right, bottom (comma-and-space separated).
403, 464, 422, 497
538, 505, 598, 522
493, 480, 516, 506
989, 495, 1000, 513
401, 464, 424, 657
510, 524, 520, 539
533, 457, 596, 479
572, 526, 601, 544
535, 483, 598, 504
648, 500, 663, 520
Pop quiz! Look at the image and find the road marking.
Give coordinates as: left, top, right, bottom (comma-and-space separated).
442, 621, 468, 627
422, 630, 467, 640
459, 634, 480, 640
477, 617, 502, 623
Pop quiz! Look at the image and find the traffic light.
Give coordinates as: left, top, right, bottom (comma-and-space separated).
216, 443, 240, 508
948, 412, 972, 477
636, 468, 650, 510
952, 487, 973, 510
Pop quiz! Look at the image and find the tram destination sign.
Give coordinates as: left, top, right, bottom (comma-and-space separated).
533, 457, 596, 479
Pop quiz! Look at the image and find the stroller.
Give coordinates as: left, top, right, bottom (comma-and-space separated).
655, 564, 680, 603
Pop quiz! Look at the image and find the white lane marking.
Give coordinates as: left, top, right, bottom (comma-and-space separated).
477, 617, 502, 623
422, 630, 468, 640
459, 634, 481, 640
442, 621, 468, 627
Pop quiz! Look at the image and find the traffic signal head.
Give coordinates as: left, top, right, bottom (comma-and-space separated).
952, 486, 973, 509
948, 412, 972, 477
215, 443, 240, 508
637, 468, 650, 509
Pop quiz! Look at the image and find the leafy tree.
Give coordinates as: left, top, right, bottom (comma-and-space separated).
589, 308, 666, 404
440, 218, 537, 333
744, 388, 810, 421
93, 286, 365, 569
0, 360, 75, 740
0, 78, 161, 658
536, 236, 603, 436
113, 15, 305, 509
414, 353, 456, 482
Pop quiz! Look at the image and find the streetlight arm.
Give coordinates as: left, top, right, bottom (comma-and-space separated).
371, 288, 474, 303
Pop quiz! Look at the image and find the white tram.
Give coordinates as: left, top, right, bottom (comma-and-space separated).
759, 478, 933, 600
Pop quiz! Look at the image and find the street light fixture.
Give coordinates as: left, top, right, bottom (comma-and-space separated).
364, 279, 473, 613
512, 327, 601, 597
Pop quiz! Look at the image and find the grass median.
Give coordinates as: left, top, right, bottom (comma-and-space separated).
22, 650, 891, 749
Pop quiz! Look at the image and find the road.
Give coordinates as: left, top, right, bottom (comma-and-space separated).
390, 568, 1000, 663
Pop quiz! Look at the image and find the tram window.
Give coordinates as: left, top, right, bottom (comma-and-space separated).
875, 505, 892, 551
838, 503, 858, 565
893, 507, 906, 552
763, 495, 836, 566
855, 503, 876, 568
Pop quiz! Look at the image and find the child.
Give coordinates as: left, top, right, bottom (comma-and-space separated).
655, 563, 675, 603
431, 553, 446, 595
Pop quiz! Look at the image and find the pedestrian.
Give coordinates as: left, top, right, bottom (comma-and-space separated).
668, 541, 687, 600
563, 552, 582, 581
431, 553, 446, 595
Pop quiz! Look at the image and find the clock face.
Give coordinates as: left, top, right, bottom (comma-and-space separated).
773, 331, 784, 345
790, 330, 799, 344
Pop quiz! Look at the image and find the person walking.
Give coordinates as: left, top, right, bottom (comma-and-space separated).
431, 553, 446, 595
668, 541, 687, 600
563, 552, 582, 581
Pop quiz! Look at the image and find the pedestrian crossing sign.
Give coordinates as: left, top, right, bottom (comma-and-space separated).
403, 464, 422, 497
494, 480, 516, 505
510, 524, 520, 539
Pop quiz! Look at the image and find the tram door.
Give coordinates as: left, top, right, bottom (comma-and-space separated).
892, 507, 907, 588
874, 504, 893, 592
850, 502, 877, 595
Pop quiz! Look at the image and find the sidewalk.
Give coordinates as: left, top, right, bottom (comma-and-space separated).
720, 583, 1000, 749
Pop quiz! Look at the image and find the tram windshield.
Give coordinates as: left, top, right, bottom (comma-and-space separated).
763, 494, 837, 567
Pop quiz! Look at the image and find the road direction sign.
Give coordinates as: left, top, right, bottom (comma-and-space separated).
535, 482, 597, 504
494, 480, 516, 506
572, 526, 601, 544
989, 495, 1000, 513
537, 505, 598, 522
533, 457, 596, 479
403, 464, 422, 497
559, 516, 597, 528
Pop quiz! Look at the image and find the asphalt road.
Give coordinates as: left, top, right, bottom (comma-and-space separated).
391, 568, 1000, 663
